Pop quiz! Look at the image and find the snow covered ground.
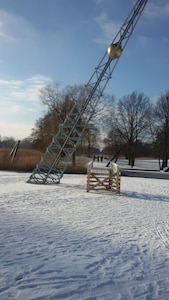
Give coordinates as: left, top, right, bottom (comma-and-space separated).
0, 169, 169, 300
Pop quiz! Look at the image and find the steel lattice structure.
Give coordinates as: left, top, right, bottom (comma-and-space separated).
27, 0, 148, 184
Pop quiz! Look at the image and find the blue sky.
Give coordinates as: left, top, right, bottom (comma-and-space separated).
0, 0, 169, 139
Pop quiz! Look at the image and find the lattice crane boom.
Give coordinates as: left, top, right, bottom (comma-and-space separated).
27, 0, 148, 184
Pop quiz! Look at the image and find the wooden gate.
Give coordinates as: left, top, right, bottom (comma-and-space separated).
86, 161, 121, 195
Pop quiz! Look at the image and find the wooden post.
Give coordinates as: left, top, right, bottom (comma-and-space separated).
87, 161, 93, 192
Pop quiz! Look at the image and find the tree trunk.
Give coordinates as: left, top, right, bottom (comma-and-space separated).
72, 152, 76, 167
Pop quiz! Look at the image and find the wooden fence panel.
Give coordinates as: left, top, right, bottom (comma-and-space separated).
86, 161, 121, 195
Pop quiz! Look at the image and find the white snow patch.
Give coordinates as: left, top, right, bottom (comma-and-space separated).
0, 171, 169, 299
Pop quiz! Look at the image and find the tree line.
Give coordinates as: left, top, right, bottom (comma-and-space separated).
1, 82, 169, 169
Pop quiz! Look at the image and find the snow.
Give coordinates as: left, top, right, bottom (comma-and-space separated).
0, 169, 169, 300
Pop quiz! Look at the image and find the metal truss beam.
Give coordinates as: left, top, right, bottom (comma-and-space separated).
27, 0, 148, 184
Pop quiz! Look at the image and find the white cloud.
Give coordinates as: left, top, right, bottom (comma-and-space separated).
8, 75, 52, 105
145, 1, 169, 19
0, 75, 52, 104
94, 0, 105, 5
0, 79, 23, 88
94, 13, 121, 44
0, 19, 16, 43
0, 121, 33, 139
0, 74, 52, 139
94, 1, 169, 48
0, 9, 38, 44
10, 105, 23, 113
0, 10, 20, 43
137, 35, 151, 47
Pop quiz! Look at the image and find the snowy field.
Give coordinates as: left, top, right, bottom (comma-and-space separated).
0, 170, 169, 300
117, 159, 160, 170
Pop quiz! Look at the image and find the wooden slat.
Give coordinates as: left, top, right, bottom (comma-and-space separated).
86, 164, 121, 195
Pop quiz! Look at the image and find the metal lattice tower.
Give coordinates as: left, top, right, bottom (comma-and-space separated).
28, 0, 148, 184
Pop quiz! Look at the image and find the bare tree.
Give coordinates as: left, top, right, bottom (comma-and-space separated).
31, 83, 104, 160
39, 82, 62, 112
39, 82, 75, 131
30, 115, 51, 151
154, 92, 169, 169
80, 125, 100, 157
112, 92, 152, 166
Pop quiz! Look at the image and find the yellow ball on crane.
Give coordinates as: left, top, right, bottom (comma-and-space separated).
107, 43, 122, 59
